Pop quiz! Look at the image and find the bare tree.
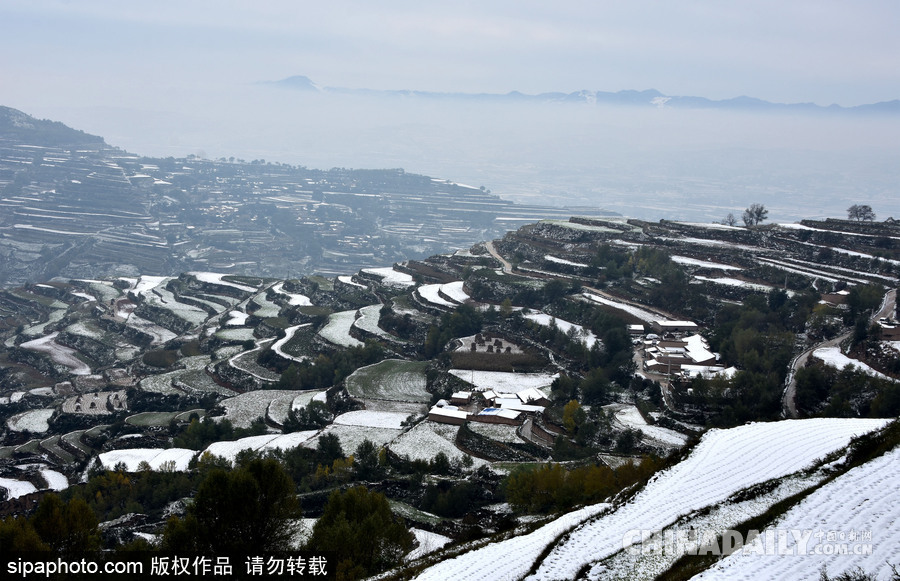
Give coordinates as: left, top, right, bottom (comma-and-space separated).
723, 213, 738, 226
847, 204, 876, 222
742, 203, 768, 226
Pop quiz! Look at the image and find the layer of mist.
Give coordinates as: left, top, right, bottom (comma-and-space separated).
28, 83, 900, 223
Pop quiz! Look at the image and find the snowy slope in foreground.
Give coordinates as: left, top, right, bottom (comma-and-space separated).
414, 504, 610, 581
524, 418, 889, 581
693, 445, 900, 581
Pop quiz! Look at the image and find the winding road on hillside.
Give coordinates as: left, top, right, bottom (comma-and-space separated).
782, 288, 896, 418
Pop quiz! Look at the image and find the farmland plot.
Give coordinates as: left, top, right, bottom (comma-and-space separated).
218, 390, 300, 429
264, 391, 309, 426
524, 312, 599, 348
361, 267, 415, 288
353, 304, 404, 343
272, 324, 312, 363
389, 421, 483, 466
271, 282, 313, 306
527, 418, 890, 581
203, 431, 320, 464
0, 477, 38, 500
98, 448, 197, 472
318, 310, 364, 348
415, 504, 610, 581
612, 404, 688, 447
7, 409, 55, 433
345, 360, 430, 403
21, 333, 92, 375
304, 424, 401, 455
448, 369, 557, 394
692, 446, 900, 581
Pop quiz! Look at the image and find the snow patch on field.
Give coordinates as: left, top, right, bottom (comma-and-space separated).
21, 333, 91, 375
203, 431, 320, 463
0, 477, 38, 499
418, 284, 456, 308
813, 347, 896, 381
189, 272, 257, 292
545, 255, 588, 267
318, 310, 364, 347
98, 448, 197, 471
416, 503, 610, 581
693, 445, 900, 581
40, 469, 68, 491
612, 405, 688, 446
333, 410, 409, 430
361, 267, 415, 288
524, 312, 599, 348
271, 282, 312, 306
408, 529, 453, 561
525, 418, 890, 581
672, 255, 741, 270
582, 293, 663, 323
449, 370, 557, 393
7, 409, 55, 433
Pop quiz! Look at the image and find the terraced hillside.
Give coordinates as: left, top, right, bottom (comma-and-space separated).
0, 214, 897, 578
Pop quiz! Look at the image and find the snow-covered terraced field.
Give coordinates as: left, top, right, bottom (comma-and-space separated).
415, 504, 611, 581
693, 445, 900, 581
693, 275, 784, 294
524, 312, 599, 348
188, 272, 258, 293
525, 418, 890, 581
20, 333, 92, 375
271, 282, 312, 306
813, 347, 896, 381
227, 339, 281, 382
304, 424, 401, 455
0, 477, 38, 499
138, 356, 212, 395
203, 431, 320, 464
353, 304, 401, 342
333, 410, 409, 430
581, 292, 664, 323
272, 324, 311, 363
141, 285, 209, 326
361, 267, 415, 288
215, 327, 256, 342
265, 391, 309, 425
672, 256, 741, 270
613, 405, 688, 446
249, 293, 281, 318
440, 281, 469, 304
545, 255, 589, 268
219, 390, 296, 429
466, 421, 523, 443
125, 314, 178, 345
7, 409, 55, 433
448, 370, 557, 393
345, 360, 430, 403
318, 310, 364, 347
389, 421, 484, 466
98, 448, 197, 471
418, 284, 457, 308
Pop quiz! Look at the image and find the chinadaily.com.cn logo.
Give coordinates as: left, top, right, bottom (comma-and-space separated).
622, 528, 873, 557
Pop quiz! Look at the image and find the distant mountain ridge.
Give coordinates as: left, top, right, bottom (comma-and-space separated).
264, 76, 900, 115
0, 106, 106, 147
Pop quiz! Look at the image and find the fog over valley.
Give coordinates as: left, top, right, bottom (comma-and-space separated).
31, 84, 900, 223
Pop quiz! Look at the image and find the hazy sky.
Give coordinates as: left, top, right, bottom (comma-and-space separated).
2, 0, 898, 108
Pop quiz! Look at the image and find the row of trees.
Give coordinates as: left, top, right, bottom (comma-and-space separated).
724, 203, 876, 226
